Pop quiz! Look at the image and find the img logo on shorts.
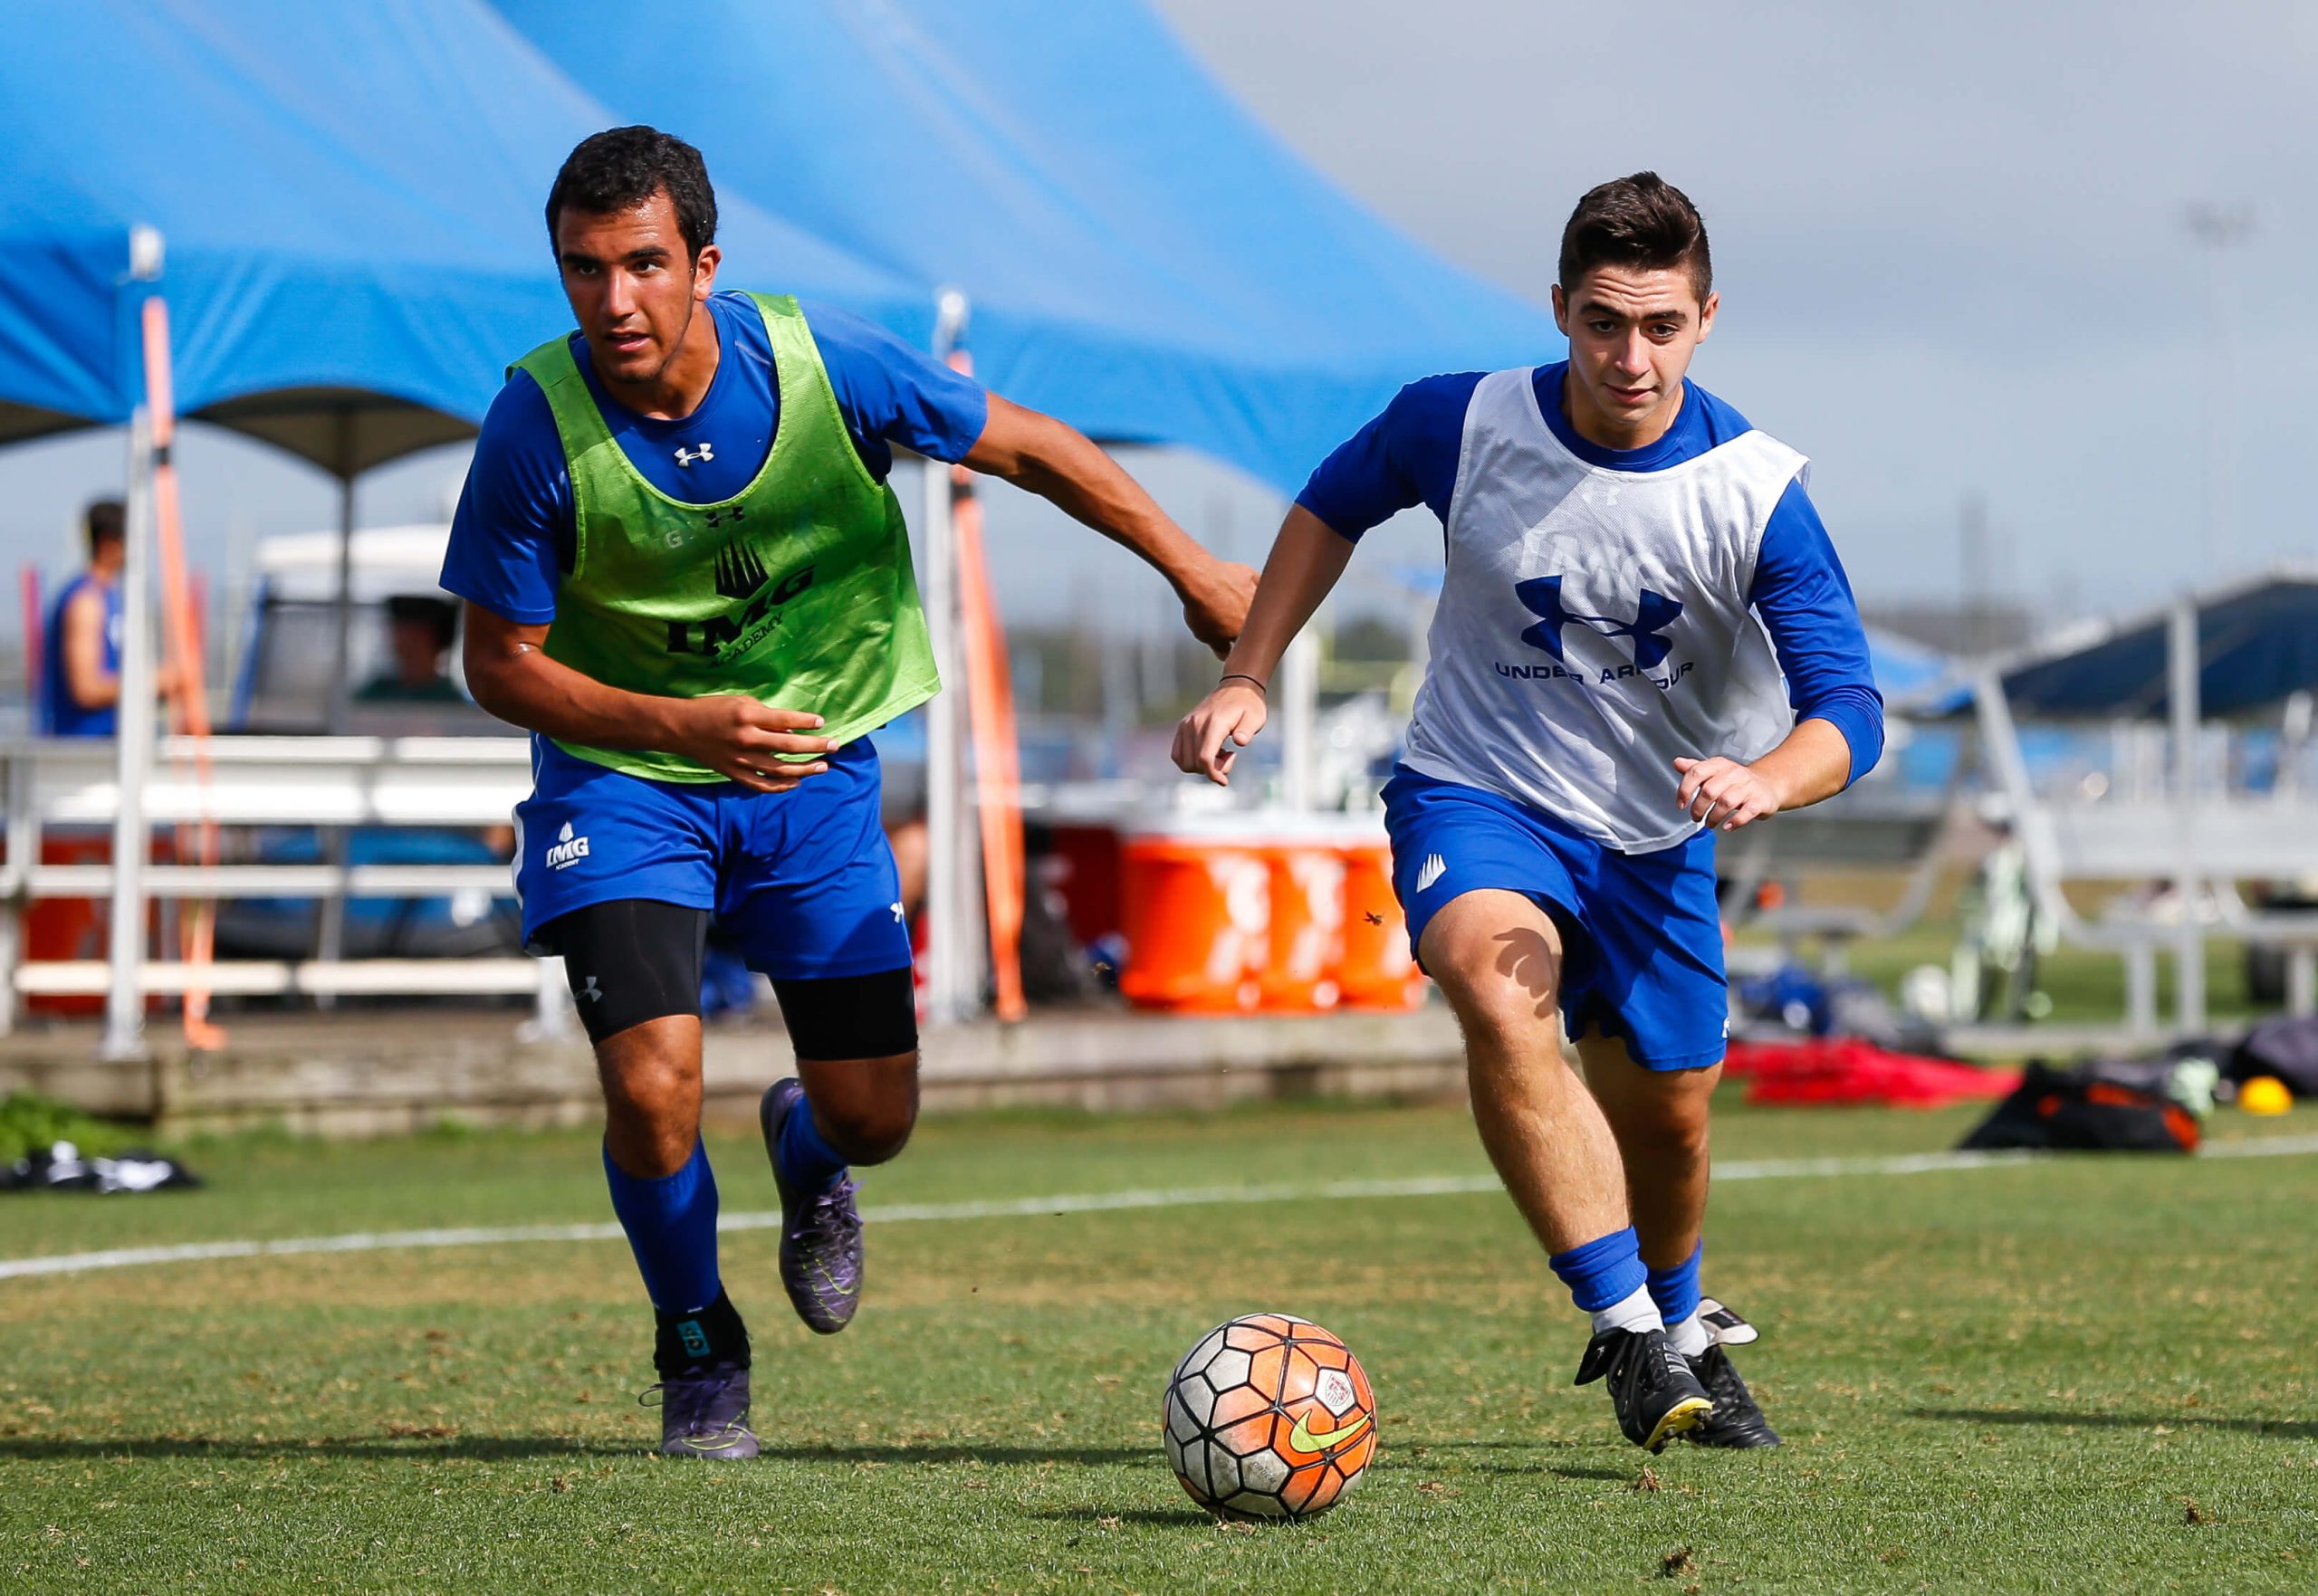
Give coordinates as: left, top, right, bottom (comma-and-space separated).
544, 821, 592, 871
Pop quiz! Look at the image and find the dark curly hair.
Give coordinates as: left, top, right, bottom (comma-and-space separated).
1558, 172, 1710, 301
545, 126, 718, 258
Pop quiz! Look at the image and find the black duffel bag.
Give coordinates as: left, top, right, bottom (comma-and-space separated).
1959, 1061, 2200, 1153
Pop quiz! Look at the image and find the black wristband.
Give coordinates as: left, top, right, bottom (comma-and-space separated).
1219, 674, 1268, 693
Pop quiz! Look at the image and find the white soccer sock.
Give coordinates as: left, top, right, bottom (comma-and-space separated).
1588, 1283, 1664, 1338
1664, 1313, 1711, 1358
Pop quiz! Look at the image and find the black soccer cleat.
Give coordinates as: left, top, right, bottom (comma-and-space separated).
640, 1362, 760, 1459
1681, 1344, 1782, 1448
1573, 1326, 1714, 1453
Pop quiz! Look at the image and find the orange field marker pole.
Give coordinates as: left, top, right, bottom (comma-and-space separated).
945, 349, 1027, 1021
140, 296, 225, 1050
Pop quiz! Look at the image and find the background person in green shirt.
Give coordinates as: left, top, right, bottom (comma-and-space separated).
354, 596, 465, 703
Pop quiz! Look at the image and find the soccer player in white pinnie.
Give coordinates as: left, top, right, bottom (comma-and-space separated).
1175, 174, 1882, 1453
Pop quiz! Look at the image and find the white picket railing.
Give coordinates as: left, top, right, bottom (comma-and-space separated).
0, 735, 568, 1049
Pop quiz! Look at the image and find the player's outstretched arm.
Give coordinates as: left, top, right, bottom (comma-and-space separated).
963, 395, 1256, 657
1171, 504, 1355, 786
461, 604, 836, 794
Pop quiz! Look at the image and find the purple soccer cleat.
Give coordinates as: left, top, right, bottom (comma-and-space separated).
760, 1079, 864, 1334
643, 1362, 759, 1459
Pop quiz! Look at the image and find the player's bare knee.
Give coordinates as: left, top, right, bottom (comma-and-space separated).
599, 1047, 691, 1108
596, 1047, 701, 1172
1442, 969, 1558, 1060
599, 1087, 697, 1178
1638, 1110, 1710, 1166
1616, 1084, 1712, 1162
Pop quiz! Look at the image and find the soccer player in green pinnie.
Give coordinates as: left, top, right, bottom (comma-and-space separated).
442, 128, 1254, 1457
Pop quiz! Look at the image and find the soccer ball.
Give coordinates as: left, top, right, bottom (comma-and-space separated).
1162, 1313, 1378, 1521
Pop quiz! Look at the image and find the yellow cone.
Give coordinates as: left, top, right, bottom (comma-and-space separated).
2238, 1075, 2294, 1115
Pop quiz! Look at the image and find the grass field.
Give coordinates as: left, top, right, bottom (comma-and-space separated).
3, 1097, 2314, 1593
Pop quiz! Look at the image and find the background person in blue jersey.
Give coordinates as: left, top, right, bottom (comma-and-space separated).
1175, 174, 1882, 1457
41, 500, 177, 736
443, 128, 1254, 1460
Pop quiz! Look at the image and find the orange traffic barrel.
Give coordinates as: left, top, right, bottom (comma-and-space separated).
1256, 817, 1349, 1012
1117, 816, 1269, 1012
1338, 827, 1426, 1011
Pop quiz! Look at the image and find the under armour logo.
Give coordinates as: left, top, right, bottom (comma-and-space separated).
890, 902, 905, 922
579, 974, 603, 1003
675, 443, 714, 467
1515, 577, 1684, 670
704, 503, 746, 528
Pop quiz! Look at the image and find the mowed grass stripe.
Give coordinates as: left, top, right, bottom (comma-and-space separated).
7, 1130, 2315, 1284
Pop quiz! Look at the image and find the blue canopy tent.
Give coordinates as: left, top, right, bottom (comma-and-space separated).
1930, 569, 2318, 722
0, 0, 927, 470
493, 0, 1559, 495
1894, 569, 2318, 786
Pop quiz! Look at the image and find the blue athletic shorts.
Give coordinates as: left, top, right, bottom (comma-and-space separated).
513, 736, 911, 980
1381, 765, 1727, 1071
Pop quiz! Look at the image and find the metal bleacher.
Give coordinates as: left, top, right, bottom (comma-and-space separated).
0, 734, 564, 1050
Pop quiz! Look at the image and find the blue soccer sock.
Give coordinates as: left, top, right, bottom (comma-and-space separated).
775, 1093, 848, 1193
603, 1138, 723, 1315
1648, 1242, 1710, 1355
1548, 1227, 1661, 1335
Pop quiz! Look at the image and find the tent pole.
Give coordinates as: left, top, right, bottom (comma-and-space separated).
2169, 593, 2204, 1032
315, 416, 357, 1003
922, 290, 972, 1024
101, 407, 158, 1063
326, 411, 357, 735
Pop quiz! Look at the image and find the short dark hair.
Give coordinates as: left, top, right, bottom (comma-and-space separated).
1557, 172, 1711, 301
545, 126, 718, 258
84, 498, 124, 556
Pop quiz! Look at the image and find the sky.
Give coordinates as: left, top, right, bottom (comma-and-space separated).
1, 0, 2307, 647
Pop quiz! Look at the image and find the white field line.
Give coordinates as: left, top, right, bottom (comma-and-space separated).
5, 1132, 2316, 1285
